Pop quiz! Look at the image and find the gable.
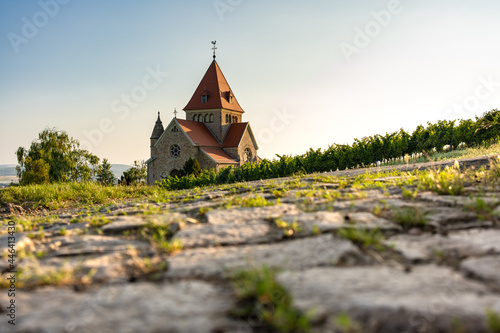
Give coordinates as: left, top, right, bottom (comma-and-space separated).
155, 118, 195, 148
223, 122, 259, 150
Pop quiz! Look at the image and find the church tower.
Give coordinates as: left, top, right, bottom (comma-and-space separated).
183, 44, 244, 143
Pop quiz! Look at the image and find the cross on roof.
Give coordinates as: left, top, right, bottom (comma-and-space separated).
173, 108, 178, 118
211, 41, 217, 60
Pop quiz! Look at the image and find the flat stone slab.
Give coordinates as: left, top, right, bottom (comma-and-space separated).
205, 204, 301, 224
280, 211, 400, 235
44, 235, 151, 257
100, 216, 147, 232
0, 281, 234, 333
174, 221, 282, 248
461, 255, 500, 291
166, 234, 363, 279
278, 265, 500, 333
425, 207, 478, 226
387, 229, 500, 262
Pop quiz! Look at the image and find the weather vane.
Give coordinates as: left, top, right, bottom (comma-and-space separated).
211, 41, 217, 60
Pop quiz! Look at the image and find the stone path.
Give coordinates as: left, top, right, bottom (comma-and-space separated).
1, 157, 500, 332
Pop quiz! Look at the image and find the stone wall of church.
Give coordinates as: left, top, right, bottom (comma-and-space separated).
196, 150, 217, 171
222, 147, 240, 163
236, 130, 258, 164
149, 131, 198, 184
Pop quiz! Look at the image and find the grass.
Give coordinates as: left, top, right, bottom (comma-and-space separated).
0, 265, 96, 289
487, 308, 500, 333
418, 161, 466, 195
224, 195, 276, 208
273, 218, 302, 237
333, 312, 363, 333
393, 207, 428, 228
0, 182, 170, 210
139, 221, 183, 254
230, 265, 311, 332
337, 228, 386, 252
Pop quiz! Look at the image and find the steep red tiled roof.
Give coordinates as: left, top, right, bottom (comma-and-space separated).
177, 119, 220, 147
201, 147, 238, 163
184, 60, 244, 113
223, 122, 248, 147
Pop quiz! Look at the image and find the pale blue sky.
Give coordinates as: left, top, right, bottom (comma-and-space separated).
1, 0, 500, 165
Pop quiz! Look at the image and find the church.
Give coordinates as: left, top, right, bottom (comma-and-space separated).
146, 48, 259, 185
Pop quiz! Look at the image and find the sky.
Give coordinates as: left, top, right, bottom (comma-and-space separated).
1, 0, 500, 166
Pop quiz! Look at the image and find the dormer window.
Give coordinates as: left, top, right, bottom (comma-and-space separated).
224, 91, 233, 103
201, 88, 209, 103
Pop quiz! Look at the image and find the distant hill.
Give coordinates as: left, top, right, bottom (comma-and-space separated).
111, 164, 133, 179
0, 164, 132, 180
0, 166, 17, 176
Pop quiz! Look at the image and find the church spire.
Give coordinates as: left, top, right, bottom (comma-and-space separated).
183, 60, 244, 113
211, 40, 217, 60
150, 112, 164, 140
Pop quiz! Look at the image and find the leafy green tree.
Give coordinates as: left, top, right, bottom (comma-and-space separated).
97, 158, 115, 185
181, 158, 202, 177
16, 128, 100, 185
120, 160, 146, 185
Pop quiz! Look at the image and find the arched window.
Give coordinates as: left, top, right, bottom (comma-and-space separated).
197, 114, 202, 122
193, 114, 197, 121
244, 148, 252, 162
170, 169, 181, 177
204, 114, 209, 122
209, 113, 214, 123
226, 114, 229, 123
233, 116, 237, 123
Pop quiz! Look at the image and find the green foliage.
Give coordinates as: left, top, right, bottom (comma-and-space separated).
139, 222, 183, 254
96, 158, 115, 185
120, 160, 146, 185
486, 308, 500, 333
0, 181, 167, 210
16, 128, 99, 185
418, 161, 465, 195
393, 207, 428, 227
158, 109, 500, 191
180, 157, 202, 177
231, 265, 311, 332
337, 228, 385, 251
333, 312, 363, 333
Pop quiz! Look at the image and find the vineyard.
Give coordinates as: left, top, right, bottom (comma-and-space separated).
159, 109, 500, 190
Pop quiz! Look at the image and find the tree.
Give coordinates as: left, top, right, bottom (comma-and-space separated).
16, 128, 100, 185
97, 158, 115, 186
120, 160, 146, 185
181, 158, 202, 177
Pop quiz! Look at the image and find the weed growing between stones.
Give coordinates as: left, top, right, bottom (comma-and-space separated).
224, 195, 276, 209
336, 228, 385, 252
418, 161, 466, 195
486, 308, 500, 333
464, 197, 498, 219
393, 207, 428, 229
230, 265, 311, 332
0, 265, 96, 289
333, 312, 363, 333
272, 218, 302, 237
139, 222, 183, 254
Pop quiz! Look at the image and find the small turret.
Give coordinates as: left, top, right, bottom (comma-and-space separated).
150, 112, 164, 147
